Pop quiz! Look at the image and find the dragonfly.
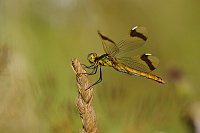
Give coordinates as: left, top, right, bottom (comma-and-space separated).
83, 26, 165, 88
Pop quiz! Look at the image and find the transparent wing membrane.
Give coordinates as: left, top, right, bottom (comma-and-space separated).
113, 26, 148, 56
98, 31, 119, 54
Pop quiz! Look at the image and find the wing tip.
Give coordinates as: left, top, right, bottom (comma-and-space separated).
131, 26, 139, 31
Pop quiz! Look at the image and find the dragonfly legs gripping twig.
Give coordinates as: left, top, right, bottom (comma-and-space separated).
77, 64, 102, 90
88, 66, 102, 89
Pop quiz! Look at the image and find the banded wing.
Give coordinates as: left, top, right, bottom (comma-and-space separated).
98, 26, 148, 56
113, 26, 148, 56
117, 53, 159, 73
98, 31, 119, 54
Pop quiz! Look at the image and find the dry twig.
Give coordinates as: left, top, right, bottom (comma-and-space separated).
71, 58, 97, 133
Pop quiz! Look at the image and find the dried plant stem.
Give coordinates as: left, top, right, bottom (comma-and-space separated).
71, 58, 97, 133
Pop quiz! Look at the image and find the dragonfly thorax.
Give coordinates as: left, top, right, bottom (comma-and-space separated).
88, 53, 97, 64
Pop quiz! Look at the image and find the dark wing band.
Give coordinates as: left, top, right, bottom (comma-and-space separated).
98, 31, 119, 54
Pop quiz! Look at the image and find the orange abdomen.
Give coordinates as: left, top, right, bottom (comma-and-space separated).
113, 63, 165, 84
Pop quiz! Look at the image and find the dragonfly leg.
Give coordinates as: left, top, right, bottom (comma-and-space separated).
76, 65, 98, 82
78, 64, 98, 76
88, 65, 98, 75
81, 64, 95, 69
86, 66, 102, 90
76, 65, 99, 88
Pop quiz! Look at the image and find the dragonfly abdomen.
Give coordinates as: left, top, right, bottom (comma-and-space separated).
117, 69, 141, 77
114, 64, 165, 84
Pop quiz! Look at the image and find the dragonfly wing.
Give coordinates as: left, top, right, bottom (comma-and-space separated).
98, 31, 119, 54
114, 26, 148, 56
117, 53, 159, 73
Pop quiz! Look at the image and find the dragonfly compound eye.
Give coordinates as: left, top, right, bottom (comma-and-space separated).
87, 53, 97, 64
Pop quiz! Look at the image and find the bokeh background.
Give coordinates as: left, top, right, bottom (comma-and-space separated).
0, 0, 200, 132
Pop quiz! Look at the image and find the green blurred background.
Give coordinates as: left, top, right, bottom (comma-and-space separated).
0, 0, 200, 133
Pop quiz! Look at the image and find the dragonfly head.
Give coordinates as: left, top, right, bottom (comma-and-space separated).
87, 53, 97, 64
